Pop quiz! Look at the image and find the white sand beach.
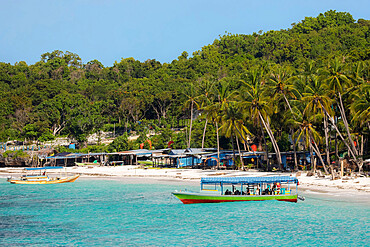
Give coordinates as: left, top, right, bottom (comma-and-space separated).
1, 166, 370, 197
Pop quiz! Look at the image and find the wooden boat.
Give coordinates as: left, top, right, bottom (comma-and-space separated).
172, 176, 300, 204
7, 166, 80, 184
75, 162, 100, 167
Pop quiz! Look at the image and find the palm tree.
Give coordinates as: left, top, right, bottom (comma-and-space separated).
349, 61, 369, 157
321, 57, 358, 157
268, 64, 299, 114
350, 81, 370, 172
198, 79, 215, 150
351, 81, 370, 129
183, 82, 201, 149
268, 64, 301, 170
294, 114, 328, 174
301, 74, 358, 171
298, 72, 332, 172
298, 61, 335, 172
203, 81, 234, 169
239, 69, 283, 170
219, 101, 251, 170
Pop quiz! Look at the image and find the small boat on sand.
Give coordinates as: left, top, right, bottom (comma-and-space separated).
172, 176, 300, 204
75, 160, 100, 167
7, 166, 80, 184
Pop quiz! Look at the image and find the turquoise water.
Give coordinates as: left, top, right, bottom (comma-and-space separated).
0, 178, 369, 246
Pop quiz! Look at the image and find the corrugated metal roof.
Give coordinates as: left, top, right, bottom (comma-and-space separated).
26, 166, 64, 170
169, 148, 206, 155
45, 153, 85, 159
201, 176, 298, 184
201, 151, 264, 158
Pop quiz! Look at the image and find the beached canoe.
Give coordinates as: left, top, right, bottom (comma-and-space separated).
172, 176, 299, 204
75, 161, 100, 166
7, 166, 80, 184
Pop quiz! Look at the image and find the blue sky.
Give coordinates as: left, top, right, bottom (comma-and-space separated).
0, 0, 368, 67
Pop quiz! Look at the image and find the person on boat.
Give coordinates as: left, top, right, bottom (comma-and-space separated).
255, 188, 260, 195
225, 189, 231, 195
234, 189, 240, 195
272, 183, 277, 193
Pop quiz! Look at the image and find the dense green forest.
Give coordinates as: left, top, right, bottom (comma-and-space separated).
0, 10, 369, 172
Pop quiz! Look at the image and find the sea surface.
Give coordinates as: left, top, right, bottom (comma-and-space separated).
0, 177, 369, 246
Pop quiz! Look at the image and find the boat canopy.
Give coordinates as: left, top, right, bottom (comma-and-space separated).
25, 166, 65, 170
201, 176, 298, 185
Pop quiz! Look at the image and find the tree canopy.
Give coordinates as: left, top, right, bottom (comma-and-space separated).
0, 11, 369, 172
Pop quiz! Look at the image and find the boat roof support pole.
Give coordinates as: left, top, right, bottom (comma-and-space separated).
296, 182, 298, 194
260, 182, 262, 193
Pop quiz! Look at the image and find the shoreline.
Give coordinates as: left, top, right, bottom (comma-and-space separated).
1, 166, 370, 202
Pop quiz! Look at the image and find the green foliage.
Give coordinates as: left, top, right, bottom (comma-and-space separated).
151, 127, 173, 149
38, 131, 55, 142
56, 146, 77, 153
22, 124, 39, 140
190, 120, 217, 148
172, 132, 187, 149
0, 128, 19, 142
2, 150, 29, 159
0, 10, 368, 165
277, 132, 292, 152
107, 133, 132, 152
80, 144, 108, 153
292, 10, 355, 34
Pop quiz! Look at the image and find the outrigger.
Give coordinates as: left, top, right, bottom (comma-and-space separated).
172, 176, 300, 204
7, 166, 80, 184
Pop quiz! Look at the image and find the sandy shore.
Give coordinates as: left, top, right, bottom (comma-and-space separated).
1, 165, 370, 194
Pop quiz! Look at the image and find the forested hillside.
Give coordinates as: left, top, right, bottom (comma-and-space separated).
0, 10, 369, 170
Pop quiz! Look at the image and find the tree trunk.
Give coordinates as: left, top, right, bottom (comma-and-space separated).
216, 122, 220, 170
188, 101, 194, 149
359, 135, 364, 173
338, 92, 358, 156
258, 112, 282, 169
231, 134, 237, 169
283, 94, 293, 114
201, 118, 208, 150
236, 136, 243, 170
321, 104, 357, 162
260, 121, 269, 171
233, 121, 264, 169
309, 145, 314, 173
291, 128, 298, 171
323, 115, 331, 170
335, 131, 338, 159
310, 133, 329, 174
266, 117, 282, 167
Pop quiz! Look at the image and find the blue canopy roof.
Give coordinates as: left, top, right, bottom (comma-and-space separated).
201, 176, 298, 184
26, 166, 64, 170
